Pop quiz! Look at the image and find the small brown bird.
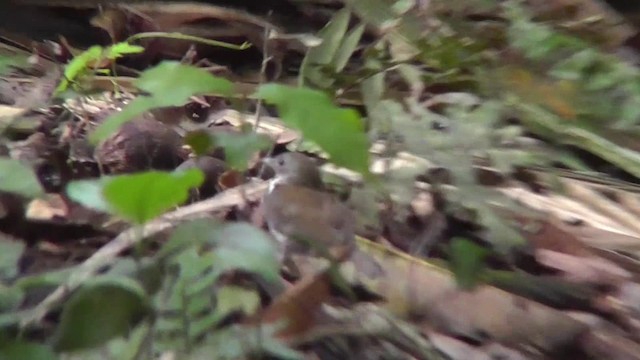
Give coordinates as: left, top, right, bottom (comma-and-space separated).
262, 153, 355, 264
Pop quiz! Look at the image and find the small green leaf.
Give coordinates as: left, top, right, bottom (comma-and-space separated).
52, 276, 152, 352
103, 169, 204, 224
56, 45, 103, 94
210, 131, 272, 170
65, 178, 112, 212
184, 129, 215, 156
0, 235, 25, 280
0, 158, 44, 198
211, 222, 280, 283
257, 84, 369, 174
105, 43, 145, 58
450, 237, 488, 290
89, 61, 234, 144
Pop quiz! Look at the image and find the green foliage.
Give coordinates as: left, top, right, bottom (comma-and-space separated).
152, 220, 280, 353
193, 324, 304, 360
55, 42, 144, 94
52, 276, 152, 352
0, 55, 27, 75
299, 8, 365, 89
65, 177, 112, 213
449, 237, 488, 290
0, 158, 45, 198
67, 169, 204, 223
103, 169, 204, 224
0, 236, 24, 280
257, 84, 370, 174
505, 1, 640, 129
89, 61, 234, 144
0, 339, 57, 360
185, 130, 272, 171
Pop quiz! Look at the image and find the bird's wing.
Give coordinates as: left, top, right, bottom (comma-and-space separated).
262, 186, 355, 258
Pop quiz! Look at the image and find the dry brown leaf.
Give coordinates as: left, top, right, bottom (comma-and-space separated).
248, 270, 334, 340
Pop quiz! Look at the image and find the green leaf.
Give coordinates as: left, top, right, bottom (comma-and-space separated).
333, 23, 366, 73
88, 97, 156, 145
104, 43, 145, 59
209, 131, 272, 170
89, 61, 234, 144
0, 283, 24, 313
56, 45, 103, 94
55, 42, 144, 94
184, 129, 214, 156
158, 219, 219, 259
0, 339, 57, 360
0, 55, 28, 75
210, 222, 280, 283
449, 237, 488, 290
65, 178, 112, 213
103, 169, 204, 224
0, 158, 44, 198
52, 276, 152, 352
257, 84, 369, 174
299, 8, 352, 87
134, 61, 233, 100
196, 324, 304, 360
0, 235, 25, 280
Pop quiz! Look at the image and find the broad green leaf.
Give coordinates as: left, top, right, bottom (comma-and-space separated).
0, 158, 44, 198
210, 222, 280, 283
65, 178, 112, 213
449, 237, 488, 290
158, 219, 219, 259
103, 169, 204, 224
209, 131, 272, 170
89, 61, 234, 144
257, 84, 369, 174
52, 276, 152, 352
0, 235, 24, 280
135, 61, 233, 100
0, 339, 57, 360
186, 127, 272, 171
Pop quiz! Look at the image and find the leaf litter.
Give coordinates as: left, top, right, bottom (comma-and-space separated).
3, 0, 640, 359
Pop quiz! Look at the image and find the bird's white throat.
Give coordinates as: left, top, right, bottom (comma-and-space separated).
267, 175, 287, 194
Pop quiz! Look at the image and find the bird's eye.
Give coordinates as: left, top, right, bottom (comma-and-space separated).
277, 158, 285, 166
